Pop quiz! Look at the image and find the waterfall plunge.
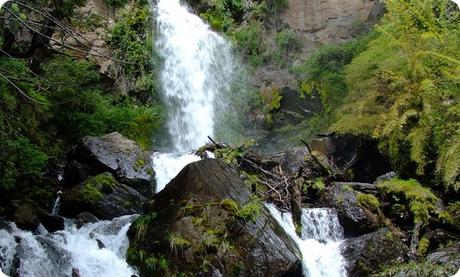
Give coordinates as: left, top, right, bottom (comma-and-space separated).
152, 0, 238, 190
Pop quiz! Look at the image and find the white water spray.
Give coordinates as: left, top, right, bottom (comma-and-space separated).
0, 215, 138, 277
155, 0, 236, 152
151, 0, 239, 190
267, 204, 347, 277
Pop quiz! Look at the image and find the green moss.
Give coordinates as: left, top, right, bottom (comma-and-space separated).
220, 199, 239, 215
236, 197, 262, 221
417, 237, 430, 257
80, 183, 103, 203
374, 260, 457, 277
341, 184, 353, 192
378, 178, 438, 224
168, 232, 191, 253
357, 193, 381, 213
133, 157, 146, 171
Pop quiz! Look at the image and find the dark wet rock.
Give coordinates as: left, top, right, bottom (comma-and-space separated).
61, 172, 146, 220
75, 212, 99, 228
72, 268, 80, 277
38, 213, 65, 233
319, 183, 381, 236
341, 228, 412, 277
336, 182, 379, 195
65, 132, 155, 197
427, 242, 460, 269
12, 200, 43, 231
10, 200, 62, 232
96, 239, 105, 249
128, 159, 302, 277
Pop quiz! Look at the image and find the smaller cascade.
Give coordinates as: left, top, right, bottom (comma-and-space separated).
0, 215, 138, 277
267, 204, 347, 277
51, 191, 62, 215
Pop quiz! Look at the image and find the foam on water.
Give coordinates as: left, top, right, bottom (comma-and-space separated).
267, 204, 347, 277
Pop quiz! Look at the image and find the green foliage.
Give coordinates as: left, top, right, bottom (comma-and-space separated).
272, 28, 301, 67
229, 21, 266, 65
220, 199, 239, 214
168, 233, 191, 253
133, 212, 157, 239
80, 183, 104, 203
417, 237, 430, 257
108, 2, 156, 78
331, 0, 460, 190
236, 197, 262, 221
378, 178, 438, 224
357, 192, 381, 213
214, 139, 255, 166
295, 37, 370, 114
0, 137, 48, 190
374, 260, 457, 277
80, 173, 117, 203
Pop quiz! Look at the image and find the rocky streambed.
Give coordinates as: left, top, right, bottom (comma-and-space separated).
1, 132, 459, 276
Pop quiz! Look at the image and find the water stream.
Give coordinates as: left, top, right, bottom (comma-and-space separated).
267, 204, 347, 277
151, 0, 240, 189
0, 215, 138, 276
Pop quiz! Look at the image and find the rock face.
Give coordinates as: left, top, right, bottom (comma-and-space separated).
127, 159, 302, 276
66, 132, 155, 197
61, 173, 146, 220
10, 200, 64, 232
319, 183, 381, 236
281, 0, 385, 54
341, 228, 412, 277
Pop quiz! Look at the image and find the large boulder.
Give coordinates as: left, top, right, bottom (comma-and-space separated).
65, 132, 155, 197
61, 172, 146, 220
341, 228, 412, 277
127, 159, 302, 276
319, 183, 383, 236
9, 200, 64, 232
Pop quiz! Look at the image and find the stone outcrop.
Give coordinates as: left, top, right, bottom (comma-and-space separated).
319, 183, 382, 236
61, 172, 146, 220
65, 132, 155, 197
341, 228, 412, 277
281, 0, 385, 55
127, 159, 302, 276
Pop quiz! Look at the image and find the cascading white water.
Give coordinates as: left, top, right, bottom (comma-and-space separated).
0, 215, 138, 277
151, 0, 239, 190
155, 0, 236, 152
267, 204, 347, 277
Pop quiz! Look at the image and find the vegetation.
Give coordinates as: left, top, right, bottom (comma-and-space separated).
374, 260, 458, 277
331, 0, 460, 191
378, 178, 439, 224
0, 0, 163, 210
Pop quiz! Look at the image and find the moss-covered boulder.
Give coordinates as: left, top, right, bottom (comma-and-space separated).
127, 159, 302, 276
319, 183, 384, 236
61, 172, 146, 219
65, 132, 155, 197
341, 228, 412, 276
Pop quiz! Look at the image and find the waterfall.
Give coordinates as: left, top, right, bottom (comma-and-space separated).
267, 204, 347, 277
151, 0, 239, 190
0, 215, 138, 276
